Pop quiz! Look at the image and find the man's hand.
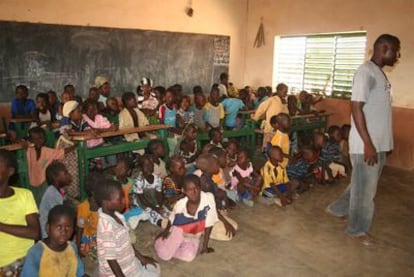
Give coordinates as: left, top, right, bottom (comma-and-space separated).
364, 143, 377, 166
223, 220, 236, 237
200, 247, 215, 255
139, 255, 158, 269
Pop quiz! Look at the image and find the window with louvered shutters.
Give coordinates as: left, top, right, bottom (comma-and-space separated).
273, 32, 367, 99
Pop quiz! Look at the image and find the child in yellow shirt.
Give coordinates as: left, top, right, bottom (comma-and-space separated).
0, 149, 40, 273
261, 146, 298, 207
269, 113, 291, 167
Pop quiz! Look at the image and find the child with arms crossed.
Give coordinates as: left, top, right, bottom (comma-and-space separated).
0, 149, 40, 274
155, 174, 218, 262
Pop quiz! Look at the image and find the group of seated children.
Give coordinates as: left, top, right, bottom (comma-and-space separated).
0, 77, 347, 276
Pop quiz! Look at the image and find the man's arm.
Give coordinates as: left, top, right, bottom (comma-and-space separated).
107, 260, 126, 277
352, 101, 377, 166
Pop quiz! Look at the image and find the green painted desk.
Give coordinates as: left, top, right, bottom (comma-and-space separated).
290, 113, 331, 132
196, 120, 256, 149
0, 133, 6, 146
9, 118, 33, 139
72, 124, 171, 200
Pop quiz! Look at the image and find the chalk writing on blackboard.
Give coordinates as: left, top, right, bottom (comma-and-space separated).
214, 37, 230, 65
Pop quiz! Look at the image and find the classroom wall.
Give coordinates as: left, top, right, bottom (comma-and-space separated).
244, 0, 414, 170
244, 0, 413, 109
0, 0, 248, 88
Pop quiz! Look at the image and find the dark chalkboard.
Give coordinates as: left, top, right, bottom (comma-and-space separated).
0, 21, 230, 101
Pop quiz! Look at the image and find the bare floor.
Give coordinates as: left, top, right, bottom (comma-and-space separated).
87, 167, 414, 276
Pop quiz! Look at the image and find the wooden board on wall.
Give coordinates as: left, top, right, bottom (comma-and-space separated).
0, 21, 230, 100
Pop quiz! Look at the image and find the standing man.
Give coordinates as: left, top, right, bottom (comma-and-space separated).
326, 34, 401, 245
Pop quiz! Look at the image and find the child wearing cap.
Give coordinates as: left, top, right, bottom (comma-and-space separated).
95, 76, 110, 108
59, 100, 93, 137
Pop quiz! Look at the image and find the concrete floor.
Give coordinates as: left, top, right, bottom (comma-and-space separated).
92, 167, 414, 276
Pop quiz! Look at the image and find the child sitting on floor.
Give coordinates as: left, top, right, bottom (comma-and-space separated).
261, 146, 298, 207
0, 149, 39, 273
21, 205, 84, 277
192, 89, 207, 131
163, 155, 186, 210
76, 173, 102, 261
287, 146, 319, 193
39, 161, 72, 238
204, 86, 225, 130
133, 154, 170, 227
155, 175, 218, 262
209, 127, 224, 148
208, 147, 231, 191
177, 95, 194, 128
146, 139, 168, 179
225, 139, 239, 168
313, 130, 346, 184
96, 180, 160, 277
176, 123, 200, 173
113, 157, 134, 211
26, 127, 74, 205
270, 112, 291, 166
114, 156, 148, 230
196, 154, 238, 241
228, 149, 263, 207
118, 92, 150, 142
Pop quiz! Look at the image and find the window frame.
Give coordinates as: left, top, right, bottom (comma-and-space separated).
273, 31, 367, 99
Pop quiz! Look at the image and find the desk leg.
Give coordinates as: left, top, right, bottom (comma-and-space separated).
77, 142, 87, 201
16, 149, 29, 189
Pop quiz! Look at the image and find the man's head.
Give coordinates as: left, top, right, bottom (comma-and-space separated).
373, 34, 401, 67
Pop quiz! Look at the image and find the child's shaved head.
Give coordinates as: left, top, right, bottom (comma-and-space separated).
196, 153, 216, 172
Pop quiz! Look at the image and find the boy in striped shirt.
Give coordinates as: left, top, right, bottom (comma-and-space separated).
96, 179, 160, 277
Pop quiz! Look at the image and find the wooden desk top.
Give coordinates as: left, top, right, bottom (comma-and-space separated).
9, 118, 34, 123
291, 112, 332, 120
0, 143, 24, 151
238, 110, 256, 115
71, 124, 171, 141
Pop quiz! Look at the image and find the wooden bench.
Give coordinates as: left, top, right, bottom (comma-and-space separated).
72, 124, 171, 200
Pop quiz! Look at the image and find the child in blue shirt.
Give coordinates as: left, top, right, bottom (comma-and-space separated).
221, 95, 245, 130
21, 205, 84, 277
9, 85, 36, 141
159, 89, 180, 156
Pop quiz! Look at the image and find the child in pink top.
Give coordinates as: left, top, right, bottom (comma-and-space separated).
82, 99, 116, 148
228, 150, 263, 207
27, 127, 75, 205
